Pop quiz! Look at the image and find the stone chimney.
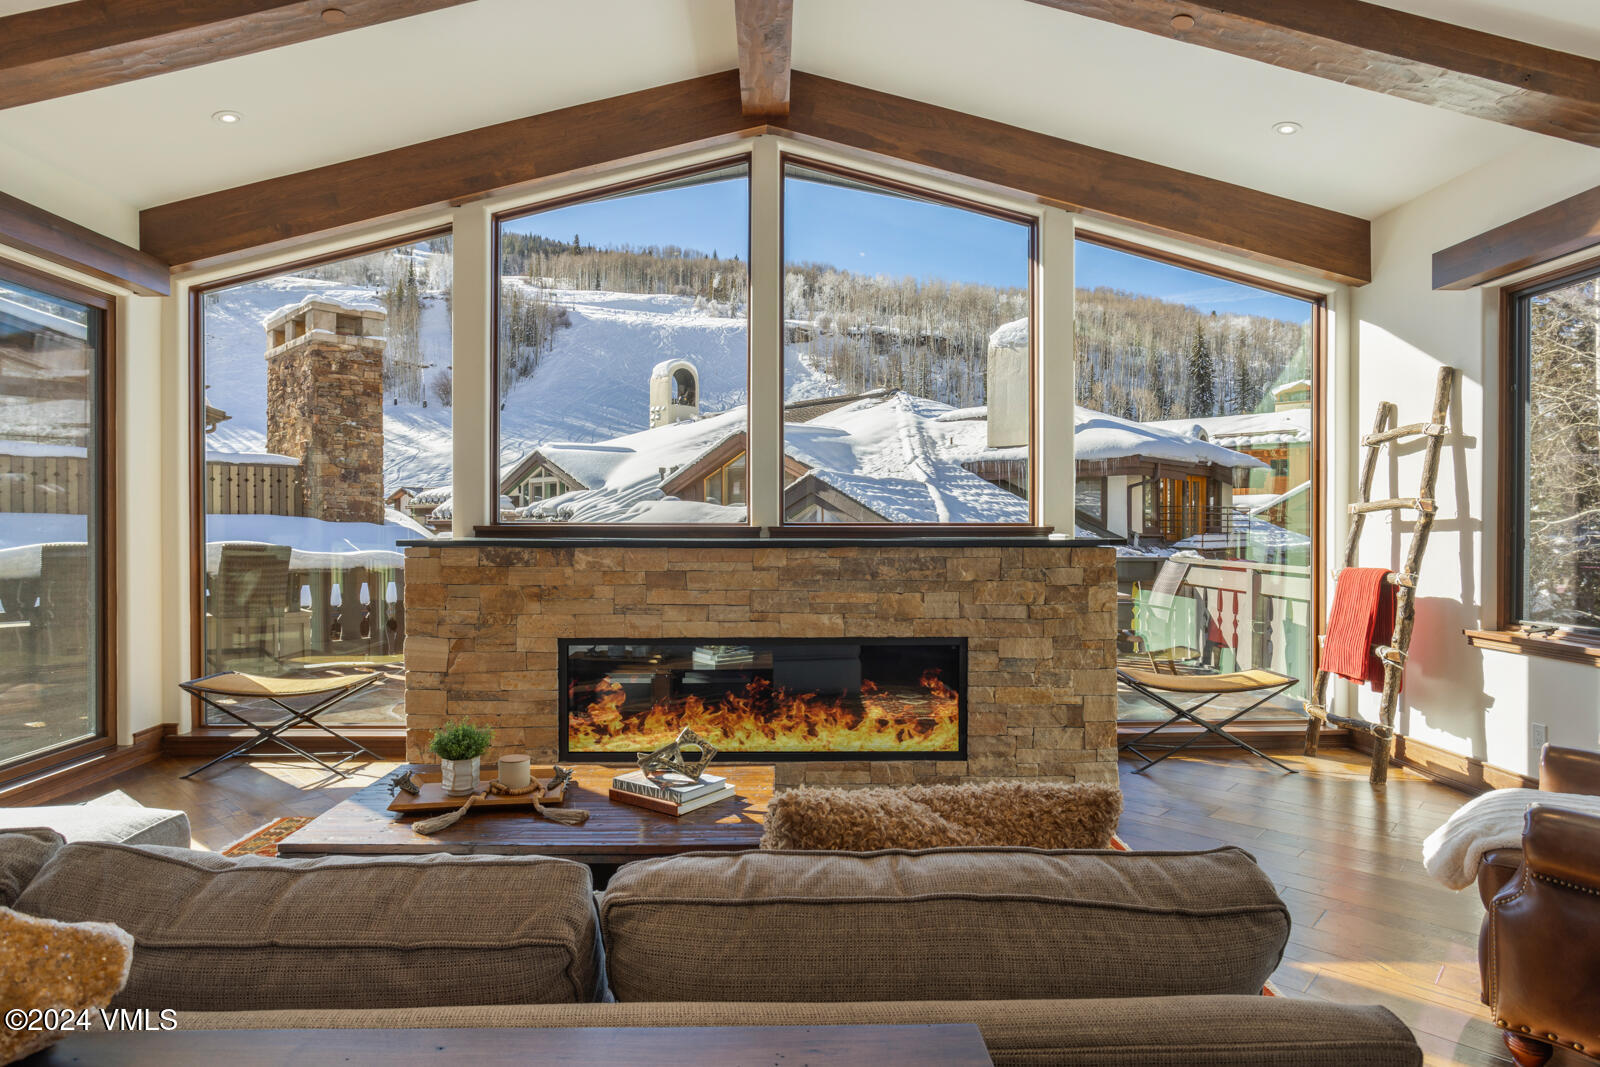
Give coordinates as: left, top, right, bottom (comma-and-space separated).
986, 318, 1029, 449
649, 359, 699, 428
264, 297, 387, 524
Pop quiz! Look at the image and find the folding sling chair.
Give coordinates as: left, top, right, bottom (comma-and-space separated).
179, 671, 382, 779
1118, 666, 1300, 774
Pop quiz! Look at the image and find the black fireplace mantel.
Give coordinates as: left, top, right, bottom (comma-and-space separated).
399, 535, 1117, 549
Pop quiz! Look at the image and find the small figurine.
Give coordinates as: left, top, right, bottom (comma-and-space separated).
388, 770, 422, 797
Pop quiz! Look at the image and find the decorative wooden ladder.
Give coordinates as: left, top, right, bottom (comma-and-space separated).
1304, 366, 1455, 788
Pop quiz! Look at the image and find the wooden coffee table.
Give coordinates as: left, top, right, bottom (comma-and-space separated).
276, 764, 773, 866
30, 1023, 993, 1065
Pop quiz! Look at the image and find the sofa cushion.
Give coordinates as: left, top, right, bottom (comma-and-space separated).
0, 797, 189, 847
600, 847, 1289, 1003
0, 829, 64, 907
15, 843, 603, 1010
759, 781, 1122, 851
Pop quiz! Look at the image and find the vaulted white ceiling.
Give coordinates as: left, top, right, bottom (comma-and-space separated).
0, 0, 1596, 235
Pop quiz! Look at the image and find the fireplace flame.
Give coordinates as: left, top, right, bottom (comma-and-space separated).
568, 670, 960, 753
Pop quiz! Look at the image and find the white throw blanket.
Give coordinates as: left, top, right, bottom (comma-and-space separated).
1422, 788, 1600, 890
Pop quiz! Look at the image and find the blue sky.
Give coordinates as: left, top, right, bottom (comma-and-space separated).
500, 172, 1312, 323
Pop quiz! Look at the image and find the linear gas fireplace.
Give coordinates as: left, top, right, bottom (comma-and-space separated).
560, 638, 967, 762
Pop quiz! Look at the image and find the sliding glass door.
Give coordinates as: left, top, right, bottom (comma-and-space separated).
0, 268, 108, 769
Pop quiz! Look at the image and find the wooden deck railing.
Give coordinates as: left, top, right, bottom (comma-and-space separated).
1, 453, 304, 515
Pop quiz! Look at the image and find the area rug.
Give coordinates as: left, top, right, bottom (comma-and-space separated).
221, 816, 312, 857
1110, 830, 1278, 996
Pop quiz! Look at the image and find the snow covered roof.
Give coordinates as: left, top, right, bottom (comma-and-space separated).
988, 317, 1029, 350
1075, 409, 1267, 469
1272, 378, 1311, 395
1148, 408, 1310, 449
0, 294, 88, 340
1173, 512, 1310, 551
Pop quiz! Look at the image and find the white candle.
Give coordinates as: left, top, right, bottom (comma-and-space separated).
499, 753, 531, 789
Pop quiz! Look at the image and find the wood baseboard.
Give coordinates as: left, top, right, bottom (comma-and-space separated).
1348, 730, 1535, 794
161, 727, 406, 760
0, 723, 173, 805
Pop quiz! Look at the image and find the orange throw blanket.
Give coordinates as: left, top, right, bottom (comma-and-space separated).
1323, 567, 1398, 692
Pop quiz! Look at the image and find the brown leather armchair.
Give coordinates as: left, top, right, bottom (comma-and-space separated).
1477, 744, 1600, 1065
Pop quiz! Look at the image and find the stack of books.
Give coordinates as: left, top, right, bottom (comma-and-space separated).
610, 769, 735, 816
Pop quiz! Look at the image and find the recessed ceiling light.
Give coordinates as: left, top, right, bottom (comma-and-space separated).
321, 7, 347, 23
1273, 121, 1302, 136
212, 110, 242, 125
1171, 13, 1195, 30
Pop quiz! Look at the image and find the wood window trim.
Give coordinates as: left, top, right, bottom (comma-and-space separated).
1485, 253, 1600, 666
0, 257, 118, 784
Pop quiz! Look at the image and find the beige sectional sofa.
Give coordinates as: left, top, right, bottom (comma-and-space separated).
4, 832, 1421, 1065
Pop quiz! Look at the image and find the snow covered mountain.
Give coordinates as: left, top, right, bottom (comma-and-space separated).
200, 273, 841, 493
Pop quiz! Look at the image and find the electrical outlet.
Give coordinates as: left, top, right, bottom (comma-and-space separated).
1530, 721, 1548, 767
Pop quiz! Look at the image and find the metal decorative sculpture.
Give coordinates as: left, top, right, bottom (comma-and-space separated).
545, 765, 577, 795
388, 769, 422, 797
637, 728, 719, 781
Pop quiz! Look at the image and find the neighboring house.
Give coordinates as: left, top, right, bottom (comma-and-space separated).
1149, 394, 1312, 534
497, 382, 1262, 535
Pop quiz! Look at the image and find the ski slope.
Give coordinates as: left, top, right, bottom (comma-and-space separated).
200, 272, 841, 493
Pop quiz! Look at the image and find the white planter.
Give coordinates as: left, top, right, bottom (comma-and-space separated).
439, 756, 481, 796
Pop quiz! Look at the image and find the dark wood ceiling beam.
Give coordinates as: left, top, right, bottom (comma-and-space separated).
140, 69, 1368, 284
1026, 0, 1600, 148
1, 192, 170, 296
1433, 182, 1600, 290
0, 0, 478, 110
139, 71, 757, 269
776, 72, 1369, 285
735, 0, 793, 118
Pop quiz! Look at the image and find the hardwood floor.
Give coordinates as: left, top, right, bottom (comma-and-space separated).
46, 745, 1566, 1066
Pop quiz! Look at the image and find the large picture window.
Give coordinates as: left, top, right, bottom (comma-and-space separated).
493, 163, 750, 525
0, 268, 108, 768
780, 162, 1034, 525
197, 234, 452, 725
1510, 261, 1600, 633
1074, 237, 1320, 720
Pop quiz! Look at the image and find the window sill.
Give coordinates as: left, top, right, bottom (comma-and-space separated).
1464, 628, 1600, 668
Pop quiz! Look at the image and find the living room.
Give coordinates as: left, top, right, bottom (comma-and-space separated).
2, 1, 1599, 1064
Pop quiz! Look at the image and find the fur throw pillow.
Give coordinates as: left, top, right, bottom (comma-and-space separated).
759, 780, 1122, 851
0, 907, 133, 1063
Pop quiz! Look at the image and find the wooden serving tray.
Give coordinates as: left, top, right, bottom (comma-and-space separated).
385, 771, 567, 814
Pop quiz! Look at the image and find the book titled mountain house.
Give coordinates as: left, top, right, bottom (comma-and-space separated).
611, 770, 735, 816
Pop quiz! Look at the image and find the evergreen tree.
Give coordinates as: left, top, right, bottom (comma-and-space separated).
1188, 322, 1216, 416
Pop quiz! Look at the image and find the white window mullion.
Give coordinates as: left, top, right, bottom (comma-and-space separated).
451, 201, 494, 536
1037, 206, 1077, 533
748, 136, 783, 531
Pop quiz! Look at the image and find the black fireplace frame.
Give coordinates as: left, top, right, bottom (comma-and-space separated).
557, 636, 968, 764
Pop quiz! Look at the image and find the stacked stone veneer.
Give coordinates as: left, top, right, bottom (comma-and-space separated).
264, 298, 387, 524
403, 543, 1118, 787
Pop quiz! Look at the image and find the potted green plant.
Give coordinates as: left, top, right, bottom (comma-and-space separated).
429, 721, 494, 796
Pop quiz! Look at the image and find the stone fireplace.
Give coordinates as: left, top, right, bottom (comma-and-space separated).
402, 540, 1117, 787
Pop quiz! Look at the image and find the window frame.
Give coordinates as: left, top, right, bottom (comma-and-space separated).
1478, 254, 1600, 664
773, 153, 1043, 534
1071, 228, 1329, 720
186, 226, 451, 729
483, 156, 759, 538
0, 258, 117, 781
